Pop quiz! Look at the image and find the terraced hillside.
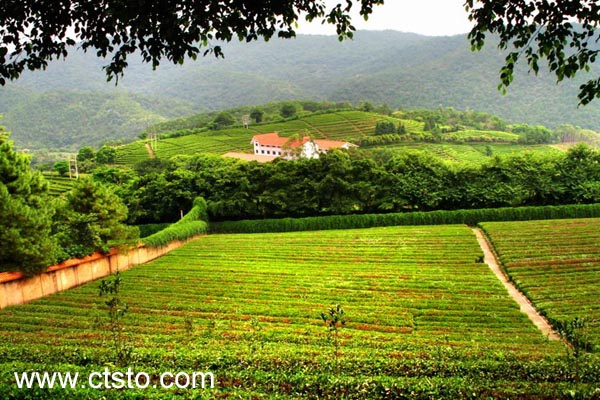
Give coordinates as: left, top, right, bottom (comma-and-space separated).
114, 111, 541, 166
2, 225, 592, 399
115, 111, 396, 164
481, 218, 600, 348
375, 143, 561, 163
42, 173, 76, 196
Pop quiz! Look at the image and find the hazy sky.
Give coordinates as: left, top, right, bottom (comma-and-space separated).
297, 0, 473, 37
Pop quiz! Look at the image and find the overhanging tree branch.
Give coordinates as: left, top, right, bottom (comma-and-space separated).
3, 0, 599, 106
465, 0, 600, 105
0, 0, 383, 84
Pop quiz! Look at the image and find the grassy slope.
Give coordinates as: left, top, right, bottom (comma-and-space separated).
115, 111, 556, 166
1, 225, 585, 398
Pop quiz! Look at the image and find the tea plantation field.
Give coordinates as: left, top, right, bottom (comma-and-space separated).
113, 110, 555, 167
114, 111, 397, 165
2, 225, 597, 399
42, 173, 76, 196
481, 218, 600, 349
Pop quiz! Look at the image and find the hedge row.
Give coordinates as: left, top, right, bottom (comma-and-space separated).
209, 203, 600, 234
142, 197, 208, 247
137, 223, 171, 238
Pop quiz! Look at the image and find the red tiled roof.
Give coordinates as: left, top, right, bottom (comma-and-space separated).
251, 132, 358, 150
251, 132, 312, 148
286, 136, 311, 148
314, 139, 357, 150
251, 133, 288, 146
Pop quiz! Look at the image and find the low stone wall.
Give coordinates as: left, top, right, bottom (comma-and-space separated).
0, 237, 200, 309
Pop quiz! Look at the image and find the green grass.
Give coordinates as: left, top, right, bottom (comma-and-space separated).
481, 218, 600, 348
2, 224, 593, 398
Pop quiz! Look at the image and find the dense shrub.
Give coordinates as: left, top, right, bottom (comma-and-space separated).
210, 204, 600, 234
143, 197, 208, 247
137, 223, 171, 238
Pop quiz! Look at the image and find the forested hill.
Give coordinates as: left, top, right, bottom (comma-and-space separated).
2, 30, 600, 150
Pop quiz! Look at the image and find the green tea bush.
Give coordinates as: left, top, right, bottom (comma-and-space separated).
210, 203, 600, 234
142, 197, 208, 247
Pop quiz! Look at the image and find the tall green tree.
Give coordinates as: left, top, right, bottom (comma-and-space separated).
374, 121, 396, 135
280, 103, 297, 118
559, 144, 600, 203
0, 1, 383, 84
0, 129, 57, 275
53, 177, 137, 260
385, 151, 450, 211
212, 112, 236, 129
250, 108, 265, 124
77, 146, 95, 163
96, 145, 117, 164
53, 160, 70, 177
77, 146, 97, 172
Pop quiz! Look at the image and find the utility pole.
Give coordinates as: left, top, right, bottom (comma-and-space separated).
149, 132, 158, 151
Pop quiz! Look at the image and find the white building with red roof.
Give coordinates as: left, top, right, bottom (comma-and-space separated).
250, 132, 357, 160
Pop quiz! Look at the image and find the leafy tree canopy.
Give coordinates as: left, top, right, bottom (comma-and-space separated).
280, 103, 297, 118
250, 108, 264, 124
0, 0, 382, 84
77, 146, 95, 162
466, 0, 600, 105
0, 129, 57, 275
53, 177, 137, 260
96, 145, 117, 164
53, 160, 69, 177
212, 112, 236, 129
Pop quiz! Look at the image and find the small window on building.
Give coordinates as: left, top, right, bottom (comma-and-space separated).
261, 150, 265, 154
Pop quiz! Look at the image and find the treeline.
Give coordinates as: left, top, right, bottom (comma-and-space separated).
96, 144, 600, 224
358, 131, 513, 146
395, 108, 508, 132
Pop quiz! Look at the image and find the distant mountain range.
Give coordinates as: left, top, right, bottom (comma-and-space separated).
1, 30, 600, 150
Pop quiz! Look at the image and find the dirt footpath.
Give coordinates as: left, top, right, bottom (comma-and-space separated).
472, 228, 560, 341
